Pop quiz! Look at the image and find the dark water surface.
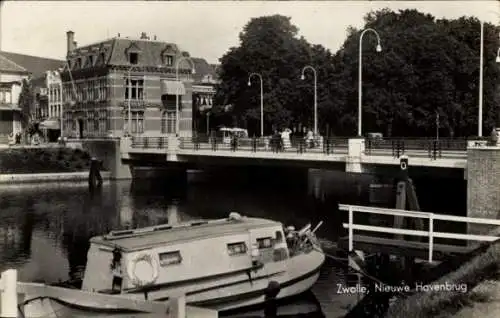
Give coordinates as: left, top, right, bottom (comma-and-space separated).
0, 168, 466, 317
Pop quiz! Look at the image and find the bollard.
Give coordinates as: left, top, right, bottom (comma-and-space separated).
264, 281, 280, 318
168, 293, 186, 318
0, 269, 18, 317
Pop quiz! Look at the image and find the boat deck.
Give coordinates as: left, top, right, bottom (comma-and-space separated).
92, 216, 280, 251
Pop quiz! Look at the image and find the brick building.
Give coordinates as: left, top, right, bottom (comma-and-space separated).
31, 70, 64, 141
60, 31, 217, 139
191, 58, 219, 134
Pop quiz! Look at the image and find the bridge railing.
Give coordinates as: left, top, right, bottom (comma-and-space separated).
178, 135, 349, 155
339, 204, 500, 263
131, 137, 169, 149
365, 137, 469, 159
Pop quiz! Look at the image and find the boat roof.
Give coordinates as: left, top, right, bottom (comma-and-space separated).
90, 214, 281, 252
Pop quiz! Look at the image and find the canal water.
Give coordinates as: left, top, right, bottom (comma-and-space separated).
0, 168, 466, 317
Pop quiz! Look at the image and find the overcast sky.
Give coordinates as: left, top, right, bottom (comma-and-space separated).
0, 1, 498, 64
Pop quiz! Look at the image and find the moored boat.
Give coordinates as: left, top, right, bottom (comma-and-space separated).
13, 280, 217, 318
74, 212, 325, 312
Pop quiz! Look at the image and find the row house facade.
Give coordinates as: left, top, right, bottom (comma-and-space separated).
60, 31, 217, 139
31, 70, 64, 141
0, 51, 63, 143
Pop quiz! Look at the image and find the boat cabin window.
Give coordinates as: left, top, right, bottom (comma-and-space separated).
257, 237, 273, 249
159, 251, 182, 266
227, 242, 247, 256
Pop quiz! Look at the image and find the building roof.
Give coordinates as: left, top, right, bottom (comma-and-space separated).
90, 216, 279, 252
66, 36, 218, 82
67, 37, 183, 69
0, 51, 65, 77
191, 58, 218, 83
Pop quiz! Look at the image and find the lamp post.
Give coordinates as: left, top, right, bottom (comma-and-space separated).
300, 65, 318, 136
358, 28, 382, 137
247, 73, 264, 137
175, 57, 196, 137
436, 111, 440, 141
479, 20, 485, 137
206, 111, 210, 136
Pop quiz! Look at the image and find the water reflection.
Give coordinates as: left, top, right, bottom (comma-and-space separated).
0, 169, 467, 316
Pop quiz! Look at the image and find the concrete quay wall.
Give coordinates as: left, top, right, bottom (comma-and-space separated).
466, 146, 500, 236
0, 171, 111, 184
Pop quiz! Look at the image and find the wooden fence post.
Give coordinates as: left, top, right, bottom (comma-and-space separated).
0, 269, 18, 317
168, 292, 186, 318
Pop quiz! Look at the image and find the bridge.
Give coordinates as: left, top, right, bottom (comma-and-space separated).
67, 134, 500, 239
123, 136, 469, 173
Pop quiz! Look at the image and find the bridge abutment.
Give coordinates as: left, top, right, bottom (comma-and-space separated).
346, 138, 367, 173
466, 146, 500, 236
67, 138, 133, 180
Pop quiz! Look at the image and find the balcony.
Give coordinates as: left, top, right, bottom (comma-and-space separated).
0, 102, 21, 111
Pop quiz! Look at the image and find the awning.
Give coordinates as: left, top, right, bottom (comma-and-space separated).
39, 118, 60, 130
161, 80, 186, 95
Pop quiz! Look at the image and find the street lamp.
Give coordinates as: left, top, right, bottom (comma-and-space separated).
358, 28, 382, 137
300, 65, 318, 136
175, 57, 196, 137
247, 73, 264, 137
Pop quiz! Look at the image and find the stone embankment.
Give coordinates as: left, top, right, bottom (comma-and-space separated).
0, 146, 108, 183
386, 239, 500, 318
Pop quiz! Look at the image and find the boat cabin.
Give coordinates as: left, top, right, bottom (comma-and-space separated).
81, 213, 291, 295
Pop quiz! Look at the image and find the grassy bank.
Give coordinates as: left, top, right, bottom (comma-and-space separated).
386, 239, 500, 318
0, 147, 95, 174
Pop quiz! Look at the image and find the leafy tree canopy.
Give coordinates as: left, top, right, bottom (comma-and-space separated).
214, 10, 500, 137
18, 78, 35, 126
214, 14, 337, 136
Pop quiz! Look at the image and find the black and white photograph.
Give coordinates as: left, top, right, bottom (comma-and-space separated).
1, 0, 500, 317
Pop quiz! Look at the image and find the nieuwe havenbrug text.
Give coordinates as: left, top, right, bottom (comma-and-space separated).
337, 282, 468, 294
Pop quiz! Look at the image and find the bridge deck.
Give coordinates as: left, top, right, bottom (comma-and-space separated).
338, 234, 476, 261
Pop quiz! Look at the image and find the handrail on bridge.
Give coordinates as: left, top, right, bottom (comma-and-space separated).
339, 204, 500, 263
131, 136, 169, 149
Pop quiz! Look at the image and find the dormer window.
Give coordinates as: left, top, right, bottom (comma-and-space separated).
163, 55, 174, 66
99, 52, 106, 66
126, 42, 142, 65
88, 55, 94, 67
129, 52, 139, 65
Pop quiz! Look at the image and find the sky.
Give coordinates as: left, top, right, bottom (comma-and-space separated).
0, 1, 499, 64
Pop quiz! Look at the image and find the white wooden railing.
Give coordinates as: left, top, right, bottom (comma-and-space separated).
339, 204, 500, 263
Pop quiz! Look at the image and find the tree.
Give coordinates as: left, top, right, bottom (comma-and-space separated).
332, 9, 500, 137
18, 79, 35, 125
214, 15, 340, 136
17, 78, 39, 137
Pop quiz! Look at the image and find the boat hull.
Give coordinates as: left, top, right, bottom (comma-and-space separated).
200, 267, 321, 312
17, 282, 217, 318
125, 249, 325, 312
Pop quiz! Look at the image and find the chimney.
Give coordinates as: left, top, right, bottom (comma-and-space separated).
118, 33, 121, 37
66, 30, 75, 54
153, 35, 157, 40
140, 32, 148, 40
